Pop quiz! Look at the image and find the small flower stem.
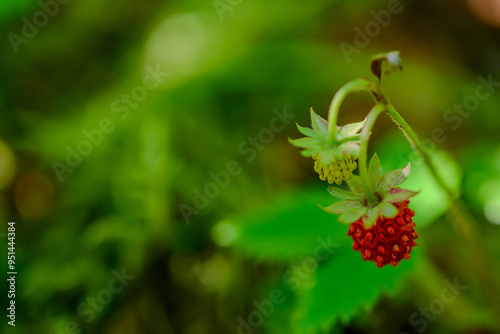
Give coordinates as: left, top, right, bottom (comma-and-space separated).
359, 105, 383, 206
327, 78, 376, 146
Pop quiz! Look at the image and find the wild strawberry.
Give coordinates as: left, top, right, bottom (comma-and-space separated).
347, 199, 418, 267
289, 108, 365, 185
322, 154, 419, 268
313, 154, 357, 185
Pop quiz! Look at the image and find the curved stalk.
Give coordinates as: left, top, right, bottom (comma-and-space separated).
326, 78, 376, 146
358, 105, 383, 206
353, 51, 497, 313
383, 102, 499, 309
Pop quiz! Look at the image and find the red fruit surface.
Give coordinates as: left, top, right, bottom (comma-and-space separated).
347, 200, 418, 268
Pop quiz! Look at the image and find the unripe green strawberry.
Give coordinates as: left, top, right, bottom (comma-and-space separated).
289, 108, 365, 185
313, 154, 357, 185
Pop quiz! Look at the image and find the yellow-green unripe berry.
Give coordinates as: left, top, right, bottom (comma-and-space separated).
313, 155, 357, 185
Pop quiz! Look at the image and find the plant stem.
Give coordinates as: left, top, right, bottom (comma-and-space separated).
383, 102, 499, 308
384, 103, 454, 198
359, 105, 383, 206
327, 78, 376, 146
360, 50, 496, 313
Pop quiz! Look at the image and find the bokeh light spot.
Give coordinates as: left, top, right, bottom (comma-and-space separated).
14, 171, 55, 220
467, 0, 500, 26
211, 220, 239, 247
197, 253, 230, 289
484, 196, 500, 225
144, 13, 213, 79
0, 139, 16, 189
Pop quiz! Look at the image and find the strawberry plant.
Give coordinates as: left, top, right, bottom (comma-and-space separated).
233, 51, 498, 333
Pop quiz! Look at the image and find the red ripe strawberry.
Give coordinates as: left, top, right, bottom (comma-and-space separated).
347, 200, 418, 267
322, 154, 420, 268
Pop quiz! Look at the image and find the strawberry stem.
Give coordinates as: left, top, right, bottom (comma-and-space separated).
368, 52, 498, 308
359, 105, 383, 207
326, 78, 376, 146
383, 101, 499, 309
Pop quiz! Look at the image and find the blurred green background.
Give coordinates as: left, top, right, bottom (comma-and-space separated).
1, 0, 500, 333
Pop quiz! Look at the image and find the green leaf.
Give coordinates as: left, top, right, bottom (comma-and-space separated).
321, 149, 336, 163
321, 200, 362, 214
375, 135, 462, 227
346, 176, 364, 194
379, 201, 398, 218
384, 188, 419, 203
233, 188, 347, 261
362, 207, 379, 228
261, 281, 297, 334
338, 141, 361, 157
310, 108, 328, 138
293, 243, 418, 333
300, 147, 321, 157
339, 207, 367, 223
368, 153, 382, 187
288, 137, 320, 149
328, 186, 364, 201
337, 118, 366, 138
337, 135, 361, 146
296, 123, 320, 138
375, 163, 411, 196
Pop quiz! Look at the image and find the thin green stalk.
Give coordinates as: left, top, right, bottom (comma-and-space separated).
383, 101, 498, 308
384, 103, 454, 198
367, 51, 497, 313
359, 105, 383, 206
327, 78, 375, 146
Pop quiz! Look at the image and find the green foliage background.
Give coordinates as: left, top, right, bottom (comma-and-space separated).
1, 0, 500, 333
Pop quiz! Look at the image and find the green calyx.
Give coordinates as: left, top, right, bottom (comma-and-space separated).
289, 108, 365, 185
321, 154, 419, 228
